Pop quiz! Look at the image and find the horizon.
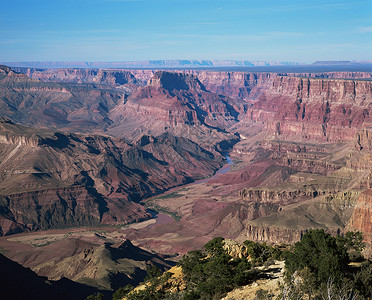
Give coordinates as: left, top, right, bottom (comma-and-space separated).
2, 59, 372, 63
2, 60, 372, 74
1, 0, 371, 63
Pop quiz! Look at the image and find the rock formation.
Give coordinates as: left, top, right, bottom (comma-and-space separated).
0, 65, 371, 255
107, 71, 241, 149
244, 76, 372, 141
0, 118, 222, 235
31, 239, 173, 290
349, 190, 372, 245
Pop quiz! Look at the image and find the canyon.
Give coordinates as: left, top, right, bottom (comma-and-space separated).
0, 117, 223, 235
0, 64, 371, 295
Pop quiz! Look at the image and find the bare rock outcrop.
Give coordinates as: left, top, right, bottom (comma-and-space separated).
245, 76, 372, 141
349, 190, 372, 245
108, 71, 240, 148
0, 119, 223, 235
32, 239, 172, 290
14, 67, 138, 87
223, 239, 248, 258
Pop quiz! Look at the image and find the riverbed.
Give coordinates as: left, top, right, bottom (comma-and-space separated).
147, 155, 233, 227
194, 155, 233, 184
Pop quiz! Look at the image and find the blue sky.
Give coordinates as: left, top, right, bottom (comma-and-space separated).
0, 0, 371, 63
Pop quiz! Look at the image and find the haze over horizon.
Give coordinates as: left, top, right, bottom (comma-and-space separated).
1, 0, 371, 63
0, 2, 371, 296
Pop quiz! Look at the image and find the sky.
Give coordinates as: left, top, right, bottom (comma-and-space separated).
0, 0, 371, 63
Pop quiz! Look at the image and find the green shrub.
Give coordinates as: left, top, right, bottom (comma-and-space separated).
178, 237, 253, 299
353, 261, 372, 298
243, 240, 282, 264
285, 229, 349, 285
86, 292, 104, 300
112, 284, 133, 300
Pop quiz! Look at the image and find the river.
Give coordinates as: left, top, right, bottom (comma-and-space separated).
147, 154, 233, 227
194, 154, 233, 184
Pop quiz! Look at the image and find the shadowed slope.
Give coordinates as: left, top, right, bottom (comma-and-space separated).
0, 118, 223, 235
108, 71, 241, 149
0, 253, 100, 300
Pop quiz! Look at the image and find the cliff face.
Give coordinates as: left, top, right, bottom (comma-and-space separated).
182, 71, 274, 101
349, 190, 372, 245
0, 119, 223, 235
0, 65, 29, 79
0, 68, 241, 148
8, 67, 371, 142
347, 129, 372, 191
17, 68, 138, 87
285, 72, 372, 80
0, 187, 105, 235
107, 71, 240, 148
16, 67, 371, 88
0, 71, 124, 133
129, 70, 372, 143
242, 226, 343, 244
240, 188, 324, 205
1, 66, 371, 249
244, 76, 372, 141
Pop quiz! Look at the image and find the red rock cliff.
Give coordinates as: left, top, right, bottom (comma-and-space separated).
349, 190, 372, 246
245, 76, 372, 141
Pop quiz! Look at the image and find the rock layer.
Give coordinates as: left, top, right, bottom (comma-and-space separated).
349, 190, 372, 245
0, 119, 222, 235
0, 65, 371, 253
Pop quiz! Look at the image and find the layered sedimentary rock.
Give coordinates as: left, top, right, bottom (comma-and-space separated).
0, 66, 241, 147
0, 66, 125, 133
349, 190, 372, 245
107, 71, 240, 148
0, 118, 222, 235
16, 67, 371, 99
242, 225, 343, 244
125, 124, 370, 254
284, 72, 372, 79
181, 71, 271, 100
244, 76, 372, 141
240, 188, 325, 205
1, 65, 371, 252
8, 66, 371, 144
18, 68, 138, 87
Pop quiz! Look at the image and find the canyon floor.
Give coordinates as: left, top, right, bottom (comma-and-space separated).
0, 65, 371, 297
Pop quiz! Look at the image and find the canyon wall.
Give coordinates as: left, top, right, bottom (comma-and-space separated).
14, 67, 372, 99
244, 76, 372, 141
1, 66, 371, 246
15, 68, 371, 143
349, 190, 372, 245
0, 118, 223, 235
18, 68, 139, 87
242, 225, 343, 244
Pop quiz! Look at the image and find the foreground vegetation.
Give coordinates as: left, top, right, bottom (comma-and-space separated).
107, 230, 371, 300
280, 230, 371, 300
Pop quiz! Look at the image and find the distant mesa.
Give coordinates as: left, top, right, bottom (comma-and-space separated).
312, 60, 372, 65
0, 60, 299, 69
